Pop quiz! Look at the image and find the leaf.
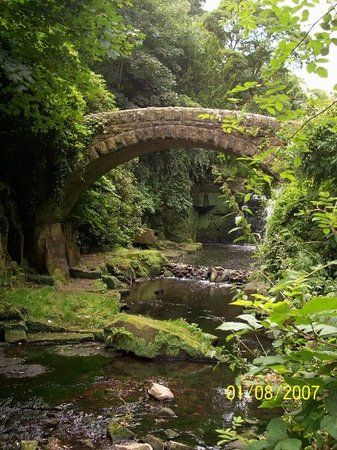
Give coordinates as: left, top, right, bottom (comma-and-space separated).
275, 439, 302, 450
246, 441, 269, 450
265, 418, 287, 444
254, 355, 285, 366
244, 193, 252, 203
237, 314, 262, 329
300, 297, 337, 315
316, 67, 328, 78
269, 302, 292, 324
307, 62, 316, 74
287, 349, 337, 362
301, 9, 309, 21
326, 391, 337, 417
216, 322, 252, 331
280, 170, 296, 181
321, 415, 337, 439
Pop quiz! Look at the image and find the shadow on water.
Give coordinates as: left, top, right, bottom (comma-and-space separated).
0, 244, 268, 449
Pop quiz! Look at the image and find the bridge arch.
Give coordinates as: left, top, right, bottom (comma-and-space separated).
33, 107, 280, 276
59, 107, 279, 218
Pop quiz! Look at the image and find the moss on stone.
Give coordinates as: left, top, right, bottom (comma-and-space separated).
27, 332, 95, 344
106, 248, 167, 279
5, 328, 27, 343
105, 313, 220, 360
107, 421, 135, 441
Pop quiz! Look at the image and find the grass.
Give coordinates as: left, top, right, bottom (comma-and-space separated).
0, 287, 120, 329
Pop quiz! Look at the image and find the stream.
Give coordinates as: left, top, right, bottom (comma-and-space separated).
0, 244, 267, 450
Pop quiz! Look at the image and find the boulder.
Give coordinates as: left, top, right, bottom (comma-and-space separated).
148, 383, 174, 401
133, 228, 158, 246
105, 314, 218, 360
143, 434, 164, 450
244, 282, 267, 295
102, 274, 122, 289
158, 406, 177, 418
4, 328, 27, 343
164, 430, 179, 440
107, 421, 135, 442
69, 267, 102, 279
26, 273, 55, 286
0, 306, 24, 321
77, 439, 95, 449
163, 270, 174, 278
115, 444, 152, 450
209, 268, 218, 282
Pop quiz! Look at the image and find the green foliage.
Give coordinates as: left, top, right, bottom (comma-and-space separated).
302, 120, 337, 184
0, 0, 137, 223
72, 166, 142, 252
259, 112, 337, 289
260, 183, 337, 290
133, 149, 213, 242
218, 263, 337, 448
217, 416, 248, 446
0, 0, 134, 132
219, 0, 336, 118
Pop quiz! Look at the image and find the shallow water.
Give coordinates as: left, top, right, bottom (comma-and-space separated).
0, 244, 264, 449
176, 243, 255, 269
0, 344, 267, 449
123, 278, 240, 341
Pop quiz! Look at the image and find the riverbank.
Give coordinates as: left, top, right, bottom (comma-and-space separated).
0, 243, 258, 450
0, 245, 226, 358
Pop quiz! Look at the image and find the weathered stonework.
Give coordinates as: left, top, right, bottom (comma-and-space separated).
59, 107, 280, 219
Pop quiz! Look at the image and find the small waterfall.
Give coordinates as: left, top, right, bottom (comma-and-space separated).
245, 194, 268, 238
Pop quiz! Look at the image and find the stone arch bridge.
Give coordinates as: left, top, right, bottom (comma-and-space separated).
33, 107, 280, 275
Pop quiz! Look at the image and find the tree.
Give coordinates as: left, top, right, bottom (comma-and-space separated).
0, 0, 134, 132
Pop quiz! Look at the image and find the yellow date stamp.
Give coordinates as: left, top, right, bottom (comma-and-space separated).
225, 384, 320, 401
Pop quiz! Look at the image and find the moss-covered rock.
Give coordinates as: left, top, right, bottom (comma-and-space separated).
105, 313, 219, 360
102, 274, 122, 289
27, 332, 95, 344
107, 421, 135, 442
0, 305, 25, 321
26, 273, 55, 285
20, 440, 38, 450
166, 442, 194, 450
106, 248, 167, 281
144, 434, 164, 450
5, 327, 27, 343
26, 320, 69, 333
